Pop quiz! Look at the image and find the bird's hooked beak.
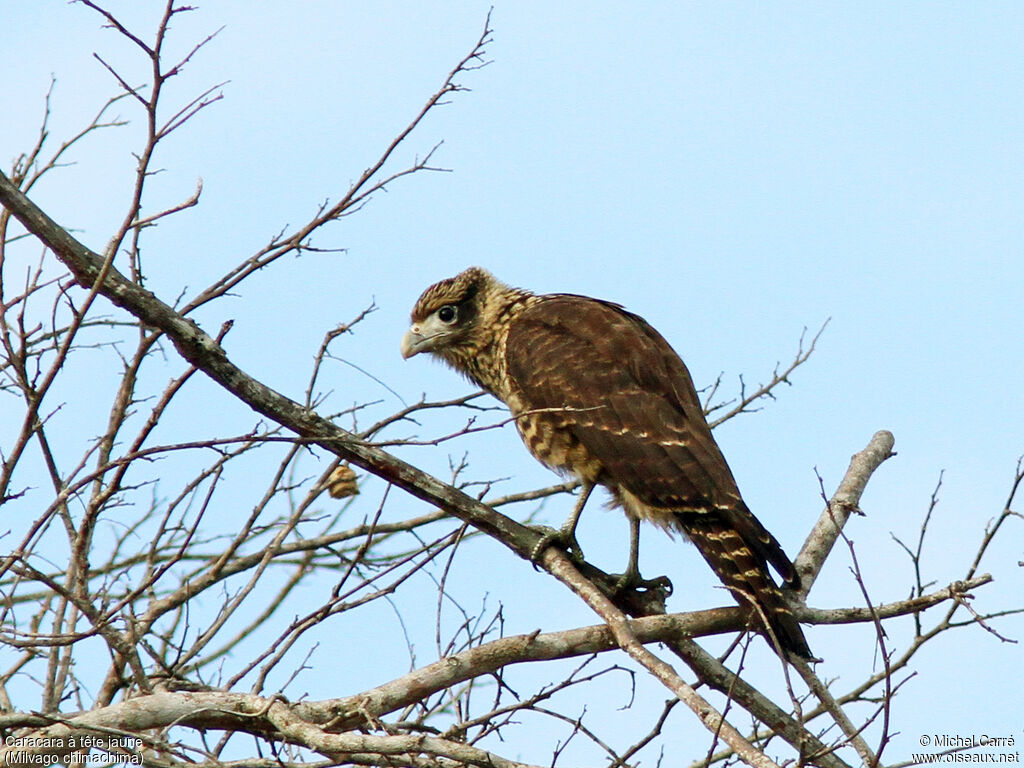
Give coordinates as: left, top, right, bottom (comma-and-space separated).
400, 318, 444, 359
401, 312, 458, 359
400, 326, 427, 359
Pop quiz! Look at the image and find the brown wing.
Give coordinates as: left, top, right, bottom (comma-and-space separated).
504, 295, 798, 586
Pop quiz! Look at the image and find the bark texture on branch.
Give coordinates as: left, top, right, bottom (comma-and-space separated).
0, 169, 541, 560
795, 429, 896, 596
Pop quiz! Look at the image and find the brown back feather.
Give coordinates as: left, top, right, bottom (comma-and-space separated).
507, 296, 734, 504
505, 295, 810, 658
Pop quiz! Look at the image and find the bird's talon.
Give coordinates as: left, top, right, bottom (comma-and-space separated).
529, 525, 585, 565
610, 571, 673, 597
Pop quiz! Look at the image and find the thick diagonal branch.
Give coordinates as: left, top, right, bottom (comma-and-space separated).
795, 429, 896, 597
0, 168, 543, 557
1, 163, 776, 766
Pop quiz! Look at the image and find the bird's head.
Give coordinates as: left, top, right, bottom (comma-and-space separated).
400, 266, 495, 361
401, 267, 532, 394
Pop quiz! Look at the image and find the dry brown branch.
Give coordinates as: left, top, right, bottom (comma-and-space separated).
9, 549, 988, 768
534, 546, 783, 768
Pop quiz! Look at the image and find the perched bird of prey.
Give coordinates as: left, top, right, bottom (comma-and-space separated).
401, 267, 811, 660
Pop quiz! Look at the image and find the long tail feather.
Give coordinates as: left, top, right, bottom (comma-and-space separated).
678, 511, 812, 660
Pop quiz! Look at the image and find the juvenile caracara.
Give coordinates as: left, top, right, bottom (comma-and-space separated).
401, 267, 811, 660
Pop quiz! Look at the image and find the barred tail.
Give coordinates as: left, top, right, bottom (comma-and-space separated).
679, 512, 813, 660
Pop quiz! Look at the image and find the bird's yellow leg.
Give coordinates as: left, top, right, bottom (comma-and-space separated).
623, 515, 642, 585
612, 515, 673, 596
530, 480, 594, 563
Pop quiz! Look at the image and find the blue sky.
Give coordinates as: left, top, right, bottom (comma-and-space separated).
3, 2, 1022, 764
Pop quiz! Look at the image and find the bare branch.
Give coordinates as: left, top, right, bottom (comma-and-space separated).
795, 430, 896, 596
707, 320, 829, 428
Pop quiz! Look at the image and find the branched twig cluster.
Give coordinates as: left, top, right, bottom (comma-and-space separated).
705, 320, 829, 429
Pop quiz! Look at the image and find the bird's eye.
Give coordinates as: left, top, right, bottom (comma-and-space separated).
437, 305, 458, 324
